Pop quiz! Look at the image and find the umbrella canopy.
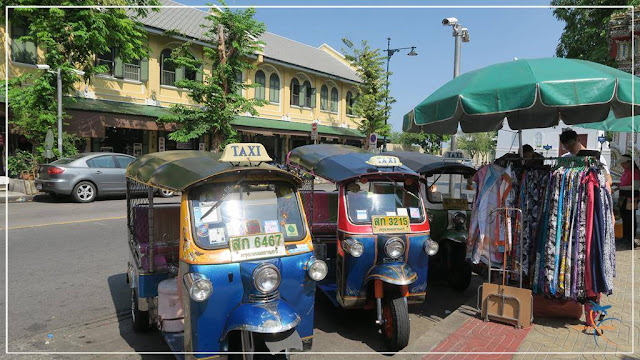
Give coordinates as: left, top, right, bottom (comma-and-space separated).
574, 112, 639, 132
384, 151, 477, 176
404, 58, 640, 134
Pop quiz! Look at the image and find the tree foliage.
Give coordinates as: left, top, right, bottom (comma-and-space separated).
457, 132, 496, 162
551, 0, 638, 66
5, 0, 158, 157
342, 38, 393, 145
389, 131, 450, 154
160, 1, 267, 151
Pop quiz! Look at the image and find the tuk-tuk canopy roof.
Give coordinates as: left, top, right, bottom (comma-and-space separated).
127, 150, 299, 192
385, 151, 477, 177
288, 144, 419, 183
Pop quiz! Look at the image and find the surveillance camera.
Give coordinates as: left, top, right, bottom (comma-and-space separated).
461, 28, 470, 42
442, 17, 458, 26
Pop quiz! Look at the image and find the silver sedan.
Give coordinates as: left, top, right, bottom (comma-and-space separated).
35, 153, 174, 203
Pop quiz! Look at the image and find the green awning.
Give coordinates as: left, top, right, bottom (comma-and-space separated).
32, 97, 365, 138
575, 112, 640, 132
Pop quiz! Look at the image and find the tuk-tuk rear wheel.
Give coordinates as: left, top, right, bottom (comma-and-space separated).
381, 295, 410, 351
131, 288, 150, 332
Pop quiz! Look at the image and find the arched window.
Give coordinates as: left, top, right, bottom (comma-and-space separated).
320, 85, 329, 111
269, 73, 280, 103
254, 70, 266, 100
346, 91, 354, 115
303, 80, 312, 108
330, 87, 339, 112
291, 78, 300, 106
160, 49, 176, 86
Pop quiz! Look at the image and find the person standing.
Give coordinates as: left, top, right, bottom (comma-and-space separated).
615, 154, 639, 246
559, 130, 612, 186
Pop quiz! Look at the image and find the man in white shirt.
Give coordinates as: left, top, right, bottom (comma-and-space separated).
559, 130, 612, 186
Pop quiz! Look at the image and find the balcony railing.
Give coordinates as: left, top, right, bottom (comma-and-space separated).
124, 63, 140, 81
162, 70, 176, 86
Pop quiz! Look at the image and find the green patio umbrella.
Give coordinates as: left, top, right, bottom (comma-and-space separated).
575, 112, 640, 132
404, 58, 640, 134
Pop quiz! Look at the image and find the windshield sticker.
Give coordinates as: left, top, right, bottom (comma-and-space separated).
264, 220, 279, 233
208, 227, 226, 245
356, 209, 368, 220
199, 205, 219, 223
197, 224, 209, 238
397, 208, 408, 217
246, 220, 261, 234
409, 207, 421, 219
286, 243, 310, 255
386, 211, 397, 216
285, 223, 299, 237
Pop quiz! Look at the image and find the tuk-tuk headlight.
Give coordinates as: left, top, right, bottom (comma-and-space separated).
384, 238, 405, 259
342, 238, 364, 258
424, 239, 439, 256
307, 259, 328, 281
453, 212, 467, 227
184, 273, 213, 302
253, 264, 281, 294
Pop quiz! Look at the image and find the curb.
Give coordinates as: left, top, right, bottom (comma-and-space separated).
1, 192, 40, 203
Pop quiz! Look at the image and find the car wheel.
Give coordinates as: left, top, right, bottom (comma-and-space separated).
157, 189, 175, 198
72, 181, 97, 203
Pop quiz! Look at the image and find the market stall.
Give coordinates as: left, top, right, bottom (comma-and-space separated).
403, 57, 639, 328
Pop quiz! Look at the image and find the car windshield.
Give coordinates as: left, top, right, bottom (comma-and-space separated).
426, 173, 475, 204
345, 179, 424, 224
190, 181, 305, 249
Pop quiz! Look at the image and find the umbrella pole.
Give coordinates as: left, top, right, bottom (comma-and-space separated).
518, 130, 523, 157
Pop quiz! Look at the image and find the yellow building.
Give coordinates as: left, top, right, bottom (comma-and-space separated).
3, 0, 364, 161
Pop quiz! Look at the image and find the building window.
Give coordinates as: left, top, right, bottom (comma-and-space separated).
10, 23, 36, 64
330, 87, 338, 113
303, 80, 313, 108
97, 48, 140, 81
346, 91, 355, 115
320, 85, 329, 111
255, 70, 266, 100
534, 132, 542, 148
160, 49, 176, 86
269, 73, 280, 103
124, 58, 141, 81
291, 78, 300, 106
96, 49, 116, 76
184, 53, 197, 82
235, 71, 244, 95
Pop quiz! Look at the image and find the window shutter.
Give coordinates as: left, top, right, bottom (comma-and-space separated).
176, 67, 184, 83
140, 58, 149, 82
114, 57, 124, 78
24, 40, 37, 64
310, 88, 317, 108
196, 65, 203, 82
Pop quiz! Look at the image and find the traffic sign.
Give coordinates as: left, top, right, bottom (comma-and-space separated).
368, 133, 378, 151
311, 122, 318, 141
598, 136, 606, 144
543, 144, 552, 151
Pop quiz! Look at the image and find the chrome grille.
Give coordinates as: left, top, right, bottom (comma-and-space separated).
249, 291, 280, 303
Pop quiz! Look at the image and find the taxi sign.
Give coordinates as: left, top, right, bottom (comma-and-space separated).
220, 143, 272, 164
366, 155, 402, 167
443, 150, 464, 159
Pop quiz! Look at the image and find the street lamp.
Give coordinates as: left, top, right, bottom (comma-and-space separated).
442, 17, 469, 194
36, 64, 84, 157
383, 37, 418, 151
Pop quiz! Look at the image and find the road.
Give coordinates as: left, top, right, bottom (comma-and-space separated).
2, 196, 481, 359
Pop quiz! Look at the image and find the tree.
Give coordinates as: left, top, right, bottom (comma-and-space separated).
5, 1, 157, 158
457, 132, 496, 162
389, 131, 450, 154
551, 0, 638, 66
160, 1, 267, 151
342, 38, 392, 147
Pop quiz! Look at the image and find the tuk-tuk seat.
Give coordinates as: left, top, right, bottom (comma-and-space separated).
132, 203, 180, 271
302, 190, 338, 235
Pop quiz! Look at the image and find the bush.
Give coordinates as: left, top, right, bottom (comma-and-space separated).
8, 150, 37, 178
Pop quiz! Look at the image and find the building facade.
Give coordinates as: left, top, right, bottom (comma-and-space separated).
2, 0, 365, 162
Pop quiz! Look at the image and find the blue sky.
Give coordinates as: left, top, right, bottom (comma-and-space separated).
180, 1, 572, 131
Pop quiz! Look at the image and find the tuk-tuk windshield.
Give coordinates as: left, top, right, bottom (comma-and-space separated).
345, 179, 424, 224
189, 181, 305, 249
426, 173, 475, 204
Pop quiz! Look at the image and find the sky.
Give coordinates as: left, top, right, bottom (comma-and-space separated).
179, 0, 572, 132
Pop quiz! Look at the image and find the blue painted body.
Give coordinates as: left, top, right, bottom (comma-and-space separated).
325, 232, 430, 307
185, 252, 316, 354
138, 272, 170, 298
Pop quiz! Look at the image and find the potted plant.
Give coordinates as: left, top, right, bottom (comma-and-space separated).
8, 150, 37, 179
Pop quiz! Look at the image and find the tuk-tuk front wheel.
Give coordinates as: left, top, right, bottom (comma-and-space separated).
131, 288, 150, 332
381, 295, 410, 351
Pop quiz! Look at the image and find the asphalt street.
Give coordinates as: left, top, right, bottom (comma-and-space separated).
2, 196, 481, 359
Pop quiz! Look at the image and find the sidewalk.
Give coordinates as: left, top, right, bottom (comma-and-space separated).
407, 242, 639, 359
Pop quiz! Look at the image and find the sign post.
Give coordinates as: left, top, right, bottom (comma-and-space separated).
368, 133, 378, 152
311, 123, 318, 144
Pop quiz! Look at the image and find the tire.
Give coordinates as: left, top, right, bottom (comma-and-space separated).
72, 181, 97, 203
382, 295, 410, 352
131, 288, 150, 333
157, 189, 175, 198
449, 244, 472, 292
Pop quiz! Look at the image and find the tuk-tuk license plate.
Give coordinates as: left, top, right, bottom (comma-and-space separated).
229, 233, 286, 261
371, 216, 411, 234
442, 198, 467, 210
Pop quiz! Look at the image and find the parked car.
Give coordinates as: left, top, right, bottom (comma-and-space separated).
35, 153, 175, 203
